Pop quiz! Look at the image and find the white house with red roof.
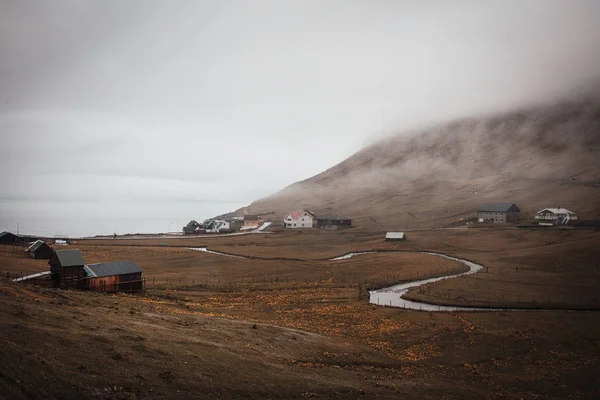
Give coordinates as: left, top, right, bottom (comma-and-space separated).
283, 210, 316, 228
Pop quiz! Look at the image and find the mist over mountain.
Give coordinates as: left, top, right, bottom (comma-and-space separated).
244, 93, 600, 229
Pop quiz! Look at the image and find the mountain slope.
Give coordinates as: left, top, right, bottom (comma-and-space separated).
246, 96, 600, 230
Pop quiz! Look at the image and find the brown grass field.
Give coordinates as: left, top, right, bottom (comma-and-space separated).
1, 227, 600, 399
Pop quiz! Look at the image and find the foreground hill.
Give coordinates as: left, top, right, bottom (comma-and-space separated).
246, 96, 600, 229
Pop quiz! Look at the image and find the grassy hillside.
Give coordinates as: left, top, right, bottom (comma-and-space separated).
246, 97, 600, 229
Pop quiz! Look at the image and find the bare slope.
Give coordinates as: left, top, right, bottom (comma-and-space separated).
247, 97, 600, 229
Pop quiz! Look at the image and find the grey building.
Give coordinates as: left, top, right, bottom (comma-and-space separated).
316, 215, 352, 229
477, 203, 521, 223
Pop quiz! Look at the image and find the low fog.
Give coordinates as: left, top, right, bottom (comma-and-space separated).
1, 1, 600, 236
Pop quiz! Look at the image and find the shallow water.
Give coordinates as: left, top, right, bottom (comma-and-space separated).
189, 247, 249, 258
330, 251, 497, 311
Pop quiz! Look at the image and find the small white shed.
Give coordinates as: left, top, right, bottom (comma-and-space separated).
385, 232, 406, 241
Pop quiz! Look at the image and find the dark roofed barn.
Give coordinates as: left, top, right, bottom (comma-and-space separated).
49, 249, 87, 289
85, 261, 143, 293
316, 215, 352, 230
26, 240, 54, 259
477, 203, 521, 223
183, 220, 204, 234
0, 231, 19, 245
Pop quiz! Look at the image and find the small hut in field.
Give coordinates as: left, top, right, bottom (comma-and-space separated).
25, 240, 54, 259
385, 232, 406, 241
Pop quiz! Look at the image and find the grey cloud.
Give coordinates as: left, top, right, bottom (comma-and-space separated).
1, 0, 599, 236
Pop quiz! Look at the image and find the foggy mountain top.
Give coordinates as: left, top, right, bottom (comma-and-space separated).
251, 94, 600, 222
1, 1, 600, 235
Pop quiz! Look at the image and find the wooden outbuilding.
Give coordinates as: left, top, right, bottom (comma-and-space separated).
25, 240, 54, 259
0, 231, 19, 245
49, 249, 86, 289
84, 261, 143, 293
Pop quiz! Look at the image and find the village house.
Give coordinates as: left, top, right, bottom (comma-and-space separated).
85, 260, 143, 293
241, 215, 263, 231
183, 220, 204, 234
535, 207, 578, 226
477, 203, 521, 223
206, 218, 243, 233
283, 210, 316, 228
25, 240, 54, 259
49, 249, 87, 289
316, 215, 352, 230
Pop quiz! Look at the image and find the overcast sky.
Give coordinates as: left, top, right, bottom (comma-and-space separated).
1, 0, 600, 236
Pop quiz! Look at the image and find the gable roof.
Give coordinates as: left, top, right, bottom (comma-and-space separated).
477, 203, 520, 213
27, 240, 48, 252
537, 208, 575, 215
317, 214, 351, 221
0, 231, 18, 239
287, 211, 315, 220
54, 249, 85, 267
244, 215, 260, 221
85, 260, 142, 278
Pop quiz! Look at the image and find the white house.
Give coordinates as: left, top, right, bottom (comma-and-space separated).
535, 207, 578, 226
283, 210, 315, 228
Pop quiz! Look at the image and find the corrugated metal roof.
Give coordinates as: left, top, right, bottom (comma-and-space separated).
317, 214, 351, 221
477, 203, 520, 213
385, 232, 405, 240
55, 249, 85, 267
85, 260, 142, 278
27, 240, 45, 252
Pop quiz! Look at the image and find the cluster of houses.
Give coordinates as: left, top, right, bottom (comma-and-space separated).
183, 211, 353, 234
183, 214, 271, 234
43, 249, 143, 292
1, 231, 143, 293
476, 203, 579, 225
183, 203, 580, 235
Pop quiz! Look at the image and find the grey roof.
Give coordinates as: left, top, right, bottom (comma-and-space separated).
27, 240, 46, 252
85, 260, 142, 278
55, 249, 85, 267
317, 214, 351, 221
0, 231, 18, 238
477, 203, 520, 213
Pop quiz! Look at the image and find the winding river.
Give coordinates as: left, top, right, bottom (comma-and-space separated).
191, 247, 492, 311
332, 251, 491, 311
